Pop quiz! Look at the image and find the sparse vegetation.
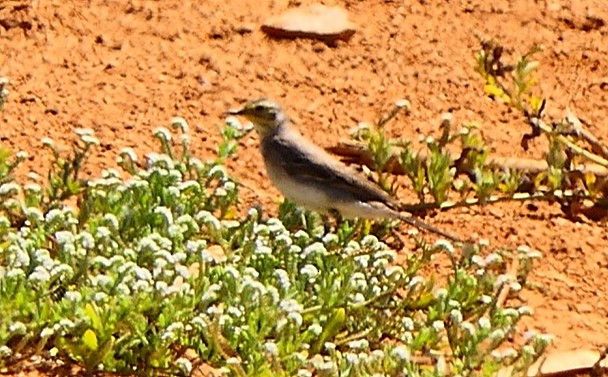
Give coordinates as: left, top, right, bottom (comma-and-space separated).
5, 37, 607, 376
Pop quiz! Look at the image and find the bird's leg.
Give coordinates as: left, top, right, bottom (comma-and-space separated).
325, 208, 342, 233
300, 210, 308, 230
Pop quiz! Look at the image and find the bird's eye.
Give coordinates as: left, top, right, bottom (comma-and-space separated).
254, 105, 265, 112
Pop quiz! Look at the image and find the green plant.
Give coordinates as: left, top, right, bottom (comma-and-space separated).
0, 116, 549, 376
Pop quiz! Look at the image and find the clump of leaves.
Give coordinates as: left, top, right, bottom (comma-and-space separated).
475, 38, 608, 220
336, 40, 607, 222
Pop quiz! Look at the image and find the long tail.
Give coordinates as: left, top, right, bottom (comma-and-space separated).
398, 213, 466, 244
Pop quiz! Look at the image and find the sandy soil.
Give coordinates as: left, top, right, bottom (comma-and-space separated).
1, 0, 607, 375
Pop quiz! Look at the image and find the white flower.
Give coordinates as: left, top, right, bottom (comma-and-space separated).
29, 266, 51, 283
96, 226, 111, 239
196, 210, 221, 230
81, 135, 100, 145
403, 317, 414, 331
351, 293, 365, 303
288, 245, 302, 254
223, 180, 236, 192
489, 329, 505, 340
50, 264, 73, 278
434, 239, 454, 253
120, 147, 138, 162
322, 233, 339, 245
522, 345, 535, 355
65, 291, 82, 302
9, 322, 27, 334
287, 312, 303, 327
24, 207, 43, 221
408, 276, 425, 288
275, 234, 293, 246
374, 249, 396, 260
58, 319, 76, 332
307, 323, 322, 336
175, 357, 192, 374
224, 266, 240, 280
372, 258, 389, 269
385, 265, 404, 278
300, 264, 319, 279
171, 117, 189, 132
155, 206, 174, 225
0, 183, 20, 196
461, 321, 476, 336
274, 269, 291, 290
297, 369, 312, 377
92, 274, 113, 288
186, 239, 206, 253
24, 183, 42, 193
485, 253, 502, 265
103, 214, 119, 230
202, 283, 221, 302
361, 234, 379, 247
354, 254, 370, 268
132, 280, 151, 292
392, 345, 410, 361
75, 128, 94, 136
55, 231, 75, 245
537, 333, 554, 345
264, 341, 278, 356
266, 218, 285, 233
208, 165, 227, 179
0, 346, 12, 357
502, 308, 519, 318
134, 267, 152, 281
450, 309, 463, 324
292, 230, 309, 241
347, 339, 369, 350
40, 327, 54, 338
227, 306, 243, 318
432, 321, 445, 332
302, 242, 327, 258
316, 360, 336, 372
6, 268, 25, 279
518, 306, 533, 316
178, 180, 200, 192
41, 137, 54, 147
491, 347, 517, 360
345, 352, 359, 365
478, 317, 491, 329
395, 99, 411, 109
153, 127, 172, 141
255, 245, 272, 255
279, 298, 302, 313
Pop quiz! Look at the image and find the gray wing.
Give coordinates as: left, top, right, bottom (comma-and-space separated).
263, 134, 394, 204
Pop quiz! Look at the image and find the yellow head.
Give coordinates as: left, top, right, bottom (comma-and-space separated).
226, 98, 287, 137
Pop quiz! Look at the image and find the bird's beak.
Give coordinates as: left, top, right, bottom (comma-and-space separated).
223, 106, 256, 133
223, 107, 244, 116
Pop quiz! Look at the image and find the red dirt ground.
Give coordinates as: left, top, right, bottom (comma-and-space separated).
1, 0, 607, 375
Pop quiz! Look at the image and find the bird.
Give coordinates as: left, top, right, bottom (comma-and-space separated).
225, 98, 463, 243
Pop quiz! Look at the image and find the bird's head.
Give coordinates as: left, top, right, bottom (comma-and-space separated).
225, 98, 287, 137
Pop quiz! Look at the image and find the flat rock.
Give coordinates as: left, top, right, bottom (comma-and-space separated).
262, 4, 356, 43
527, 349, 604, 377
